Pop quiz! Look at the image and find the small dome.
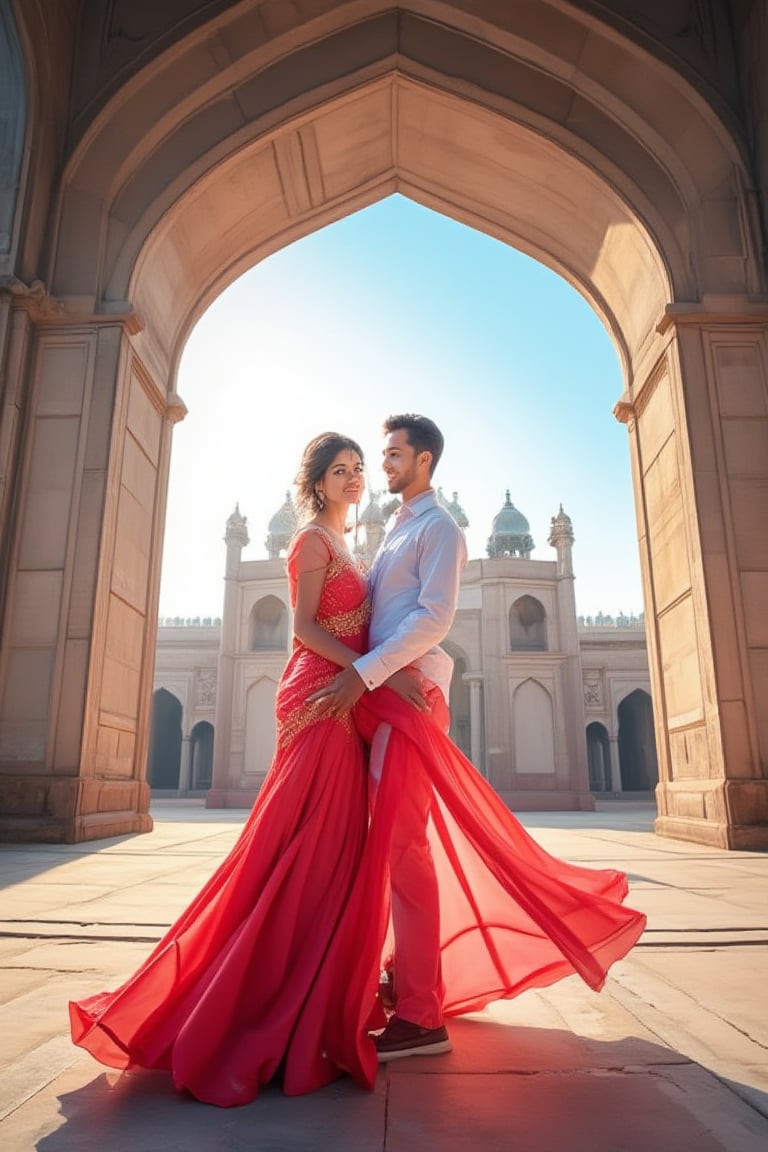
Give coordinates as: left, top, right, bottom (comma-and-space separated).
226, 503, 247, 533
267, 491, 298, 535
491, 490, 530, 536
437, 487, 469, 528
549, 503, 574, 541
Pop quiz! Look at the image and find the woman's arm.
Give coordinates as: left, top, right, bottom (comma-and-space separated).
289, 530, 362, 668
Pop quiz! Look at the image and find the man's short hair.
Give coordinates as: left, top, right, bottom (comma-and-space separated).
383, 414, 444, 476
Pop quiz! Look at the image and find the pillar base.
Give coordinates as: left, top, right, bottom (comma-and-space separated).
494, 790, 596, 813
655, 779, 768, 850
0, 774, 152, 843
205, 787, 261, 809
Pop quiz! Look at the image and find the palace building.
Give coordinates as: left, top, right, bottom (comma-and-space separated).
150, 493, 656, 810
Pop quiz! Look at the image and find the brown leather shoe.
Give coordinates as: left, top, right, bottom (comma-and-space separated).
373, 1015, 452, 1062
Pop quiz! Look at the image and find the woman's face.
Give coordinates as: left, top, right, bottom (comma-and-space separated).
319, 449, 365, 508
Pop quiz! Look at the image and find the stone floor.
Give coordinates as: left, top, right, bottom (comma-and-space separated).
1, 801, 766, 1151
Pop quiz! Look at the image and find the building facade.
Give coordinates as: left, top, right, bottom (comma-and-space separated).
151, 495, 657, 810
1, 2, 766, 846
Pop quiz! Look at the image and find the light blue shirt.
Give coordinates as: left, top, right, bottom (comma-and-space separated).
353, 489, 468, 701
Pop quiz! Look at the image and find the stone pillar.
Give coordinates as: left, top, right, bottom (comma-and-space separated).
463, 673, 484, 774
615, 301, 768, 848
609, 738, 622, 793
207, 506, 249, 807
0, 301, 184, 842
178, 734, 192, 795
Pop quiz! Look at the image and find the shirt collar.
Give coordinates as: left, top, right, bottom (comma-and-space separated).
396, 489, 437, 521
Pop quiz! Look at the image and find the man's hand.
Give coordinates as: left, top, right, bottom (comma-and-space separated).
306, 666, 367, 716
384, 668, 430, 711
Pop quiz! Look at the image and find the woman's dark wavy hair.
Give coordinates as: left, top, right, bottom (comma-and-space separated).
294, 432, 364, 516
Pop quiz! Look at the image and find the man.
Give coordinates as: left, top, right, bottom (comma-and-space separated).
309, 413, 467, 1061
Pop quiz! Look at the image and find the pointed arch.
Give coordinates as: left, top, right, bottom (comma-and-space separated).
147, 687, 182, 789
509, 595, 547, 652
249, 595, 288, 651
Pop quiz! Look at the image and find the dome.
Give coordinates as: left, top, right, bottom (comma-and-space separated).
267, 491, 298, 535
487, 490, 535, 559
265, 492, 298, 558
491, 490, 530, 535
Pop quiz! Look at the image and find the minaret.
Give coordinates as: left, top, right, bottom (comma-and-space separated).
359, 491, 387, 565
548, 505, 590, 802
548, 503, 574, 577
207, 505, 249, 806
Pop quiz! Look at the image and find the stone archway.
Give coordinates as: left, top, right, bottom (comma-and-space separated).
1, 3, 766, 847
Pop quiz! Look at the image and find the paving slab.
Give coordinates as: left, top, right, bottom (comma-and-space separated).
1, 802, 767, 1151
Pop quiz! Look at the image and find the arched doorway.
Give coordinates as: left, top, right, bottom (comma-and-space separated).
147, 689, 182, 790
1, 4, 766, 847
190, 720, 214, 791
447, 653, 471, 762
587, 722, 612, 793
618, 690, 659, 793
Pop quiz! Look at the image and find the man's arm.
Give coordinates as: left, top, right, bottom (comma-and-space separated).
308, 515, 466, 715
353, 516, 467, 690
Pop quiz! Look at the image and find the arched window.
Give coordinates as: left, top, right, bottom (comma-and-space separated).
586, 721, 612, 791
618, 690, 659, 790
147, 689, 182, 789
509, 595, 547, 651
249, 595, 288, 651
190, 720, 214, 790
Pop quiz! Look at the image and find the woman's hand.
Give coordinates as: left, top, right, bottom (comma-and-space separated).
384, 668, 430, 711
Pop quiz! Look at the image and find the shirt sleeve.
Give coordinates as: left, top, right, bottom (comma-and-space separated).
353, 515, 467, 690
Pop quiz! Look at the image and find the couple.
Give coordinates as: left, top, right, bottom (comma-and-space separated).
70, 415, 646, 1108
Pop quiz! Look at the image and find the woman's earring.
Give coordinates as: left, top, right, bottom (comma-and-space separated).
315, 489, 325, 510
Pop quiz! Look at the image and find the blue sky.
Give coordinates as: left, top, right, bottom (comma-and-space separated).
159, 194, 643, 620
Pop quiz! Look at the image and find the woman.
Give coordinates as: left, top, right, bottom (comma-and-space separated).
69, 432, 385, 1106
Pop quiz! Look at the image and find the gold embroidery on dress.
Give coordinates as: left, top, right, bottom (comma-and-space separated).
318, 599, 371, 638
277, 525, 369, 752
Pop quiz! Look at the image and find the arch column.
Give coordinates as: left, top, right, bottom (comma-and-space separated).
609, 738, 621, 793
463, 673, 484, 774
0, 298, 184, 841
616, 300, 768, 847
178, 733, 192, 795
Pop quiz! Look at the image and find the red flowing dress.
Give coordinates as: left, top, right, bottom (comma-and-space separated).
70, 526, 647, 1107
69, 526, 373, 1105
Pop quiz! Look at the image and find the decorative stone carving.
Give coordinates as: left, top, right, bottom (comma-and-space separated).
196, 669, 216, 706
583, 674, 603, 708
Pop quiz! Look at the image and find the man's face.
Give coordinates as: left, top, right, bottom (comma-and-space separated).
382, 429, 422, 495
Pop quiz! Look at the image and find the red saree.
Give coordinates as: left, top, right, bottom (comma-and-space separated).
70, 526, 646, 1107
69, 527, 373, 1105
